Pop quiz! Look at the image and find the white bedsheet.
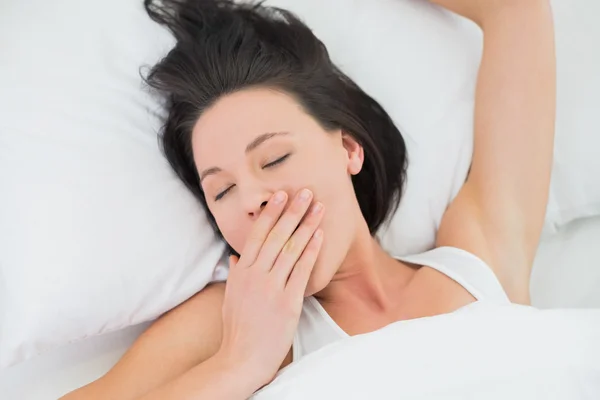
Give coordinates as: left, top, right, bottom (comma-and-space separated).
252, 303, 600, 400
1, 217, 600, 399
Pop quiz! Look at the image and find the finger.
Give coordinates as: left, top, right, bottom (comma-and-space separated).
229, 255, 239, 268
254, 188, 313, 272
270, 202, 324, 285
240, 191, 288, 264
285, 229, 323, 301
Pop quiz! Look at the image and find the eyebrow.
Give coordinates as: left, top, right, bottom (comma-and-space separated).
199, 131, 290, 183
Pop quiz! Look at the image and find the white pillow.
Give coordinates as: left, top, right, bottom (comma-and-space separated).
0, 0, 481, 368
0, 0, 228, 368
543, 0, 600, 233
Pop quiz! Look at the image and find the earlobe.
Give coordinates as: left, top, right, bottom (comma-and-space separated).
348, 153, 363, 175
341, 132, 364, 175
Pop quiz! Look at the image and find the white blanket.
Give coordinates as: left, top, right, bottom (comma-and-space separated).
252, 302, 600, 399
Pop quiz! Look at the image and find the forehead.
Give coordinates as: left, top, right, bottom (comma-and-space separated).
192, 88, 315, 163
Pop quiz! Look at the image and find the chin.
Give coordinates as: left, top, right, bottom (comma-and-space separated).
303, 226, 354, 297
303, 283, 322, 298
303, 257, 334, 297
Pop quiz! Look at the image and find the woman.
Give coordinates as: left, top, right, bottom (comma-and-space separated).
63, 0, 556, 398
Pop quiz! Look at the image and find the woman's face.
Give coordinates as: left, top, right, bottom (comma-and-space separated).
192, 87, 365, 295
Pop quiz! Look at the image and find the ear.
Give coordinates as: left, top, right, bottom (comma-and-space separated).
341, 132, 364, 176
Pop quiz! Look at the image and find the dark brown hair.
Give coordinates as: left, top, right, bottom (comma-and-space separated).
143, 0, 408, 254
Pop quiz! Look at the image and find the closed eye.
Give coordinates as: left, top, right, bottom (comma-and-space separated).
215, 185, 234, 201
214, 154, 291, 201
264, 153, 290, 169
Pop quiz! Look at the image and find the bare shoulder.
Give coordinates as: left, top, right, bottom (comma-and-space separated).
62, 282, 226, 399
134, 281, 227, 366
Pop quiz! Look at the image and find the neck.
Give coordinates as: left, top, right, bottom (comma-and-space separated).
314, 226, 416, 314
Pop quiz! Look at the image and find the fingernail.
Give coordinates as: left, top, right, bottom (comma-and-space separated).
312, 202, 323, 214
314, 229, 323, 239
273, 191, 286, 204
299, 189, 312, 201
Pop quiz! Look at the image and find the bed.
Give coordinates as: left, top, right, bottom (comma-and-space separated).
1, 216, 599, 399
2, 0, 600, 397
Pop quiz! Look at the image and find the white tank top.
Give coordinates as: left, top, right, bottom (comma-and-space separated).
292, 246, 510, 362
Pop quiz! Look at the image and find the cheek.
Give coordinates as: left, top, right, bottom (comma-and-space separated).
213, 210, 250, 254
313, 158, 358, 260
312, 161, 354, 218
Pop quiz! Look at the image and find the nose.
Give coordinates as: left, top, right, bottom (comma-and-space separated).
249, 200, 269, 220
240, 184, 272, 221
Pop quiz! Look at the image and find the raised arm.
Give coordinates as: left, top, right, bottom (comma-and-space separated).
433, 0, 556, 304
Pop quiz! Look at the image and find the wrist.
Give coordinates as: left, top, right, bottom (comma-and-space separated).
212, 349, 272, 393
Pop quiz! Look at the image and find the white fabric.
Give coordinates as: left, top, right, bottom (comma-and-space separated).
531, 216, 600, 308
292, 297, 347, 362
0, 0, 227, 368
0, 0, 482, 368
395, 247, 510, 303
254, 303, 600, 400
1, 217, 599, 399
543, 0, 600, 232
293, 246, 509, 361
1, 0, 599, 370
